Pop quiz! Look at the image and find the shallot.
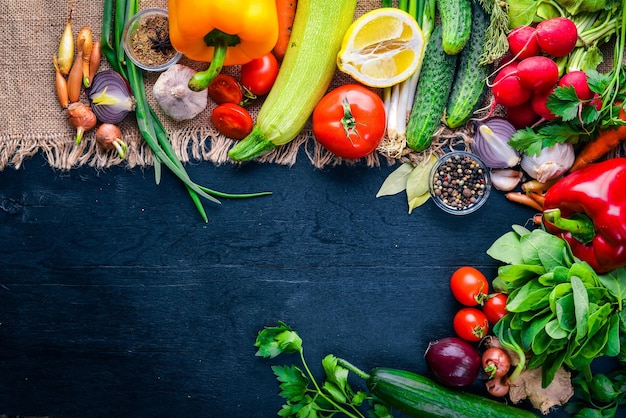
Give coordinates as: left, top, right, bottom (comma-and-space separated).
96, 123, 127, 159
67, 102, 97, 144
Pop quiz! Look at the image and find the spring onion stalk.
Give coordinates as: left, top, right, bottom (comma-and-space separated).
384, 0, 435, 146
101, 0, 271, 222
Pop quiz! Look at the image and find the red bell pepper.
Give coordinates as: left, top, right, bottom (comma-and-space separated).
542, 158, 626, 273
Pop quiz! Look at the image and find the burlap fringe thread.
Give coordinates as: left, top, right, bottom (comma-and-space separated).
0, 125, 392, 172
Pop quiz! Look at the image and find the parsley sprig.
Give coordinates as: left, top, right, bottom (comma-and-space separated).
509, 67, 626, 156
254, 321, 392, 418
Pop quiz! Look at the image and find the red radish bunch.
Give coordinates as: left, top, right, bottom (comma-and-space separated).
484, 17, 592, 128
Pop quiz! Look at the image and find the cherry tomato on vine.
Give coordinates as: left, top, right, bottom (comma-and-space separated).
312, 84, 386, 160
240, 53, 279, 96
207, 74, 243, 105
211, 103, 253, 140
453, 308, 489, 342
450, 266, 489, 306
483, 293, 508, 325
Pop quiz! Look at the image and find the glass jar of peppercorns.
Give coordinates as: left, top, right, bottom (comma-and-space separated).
429, 151, 491, 215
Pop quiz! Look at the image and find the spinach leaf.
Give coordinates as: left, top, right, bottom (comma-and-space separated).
487, 230, 524, 265
497, 264, 546, 286
522, 313, 554, 350
599, 267, 626, 304
556, 293, 576, 332
507, 279, 551, 312
572, 275, 590, 342
545, 318, 570, 340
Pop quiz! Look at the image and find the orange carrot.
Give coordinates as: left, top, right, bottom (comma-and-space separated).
570, 107, 626, 172
506, 192, 544, 212
272, 0, 297, 61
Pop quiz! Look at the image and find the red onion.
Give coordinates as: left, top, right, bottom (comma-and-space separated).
424, 337, 481, 387
472, 118, 520, 169
87, 70, 136, 124
424, 337, 482, 387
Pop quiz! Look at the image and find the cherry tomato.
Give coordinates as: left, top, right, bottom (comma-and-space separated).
211, 103, 253, 140
240, 53, 279, 96
312, 84, 386, 160
453, 308, 489, 342
207, 74, 243, 105
483, 293, 508, 325
450, 266, 489, 306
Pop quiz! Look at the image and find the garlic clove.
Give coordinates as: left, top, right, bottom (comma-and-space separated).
491, 169, 523, 191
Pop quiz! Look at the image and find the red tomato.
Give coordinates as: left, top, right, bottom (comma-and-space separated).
312, 84, 386, 159
483, 293, 508, 325
450, 267, 489, 306
240, 53, 279, 96
211, 103, 253, 140
453, 308, 489, 342
207, 74, 243, 105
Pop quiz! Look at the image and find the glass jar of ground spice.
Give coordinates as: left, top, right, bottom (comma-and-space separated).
429, 151, 492, 215
122, 8, 182, 72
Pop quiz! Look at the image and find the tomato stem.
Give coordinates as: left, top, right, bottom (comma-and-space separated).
340, 95, 360, 140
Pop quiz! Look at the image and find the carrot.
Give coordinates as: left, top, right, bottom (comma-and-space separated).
521, 178, 558, 193
272, 0, 297, 61
570, 106, 626, 172
505, 192, 544, 212
53, 56, 69, 109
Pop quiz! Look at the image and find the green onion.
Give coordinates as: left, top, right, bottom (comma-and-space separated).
100, 0, 271, 222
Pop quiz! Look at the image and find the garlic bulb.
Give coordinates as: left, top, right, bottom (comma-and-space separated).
520, 143, 575, 183
153, 64, 208, 121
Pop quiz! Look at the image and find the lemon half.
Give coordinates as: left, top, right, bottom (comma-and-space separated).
337, 9, 425, 88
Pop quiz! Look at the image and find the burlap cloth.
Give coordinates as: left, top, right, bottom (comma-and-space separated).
1, 1, 619, 171
0, 0, 384, 171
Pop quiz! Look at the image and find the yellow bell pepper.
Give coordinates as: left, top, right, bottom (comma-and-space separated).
168, 0, 278, 91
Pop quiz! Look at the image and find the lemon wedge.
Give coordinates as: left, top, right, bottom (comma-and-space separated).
337, 9, 425, 88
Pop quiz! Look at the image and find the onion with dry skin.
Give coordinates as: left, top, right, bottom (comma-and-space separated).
96, 123, 127, 159
67, 102, 97, 144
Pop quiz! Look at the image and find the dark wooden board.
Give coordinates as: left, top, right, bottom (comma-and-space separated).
0, 152, 609, 416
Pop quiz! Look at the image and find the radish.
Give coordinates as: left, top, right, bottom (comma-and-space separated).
558, 70, 594, 100
535, 17, 578, 57
507, 26, 541, 60
491, 63, 533, 108
515, 56, 559, 92
531, 87, 558, 121
506, 101, 540, 129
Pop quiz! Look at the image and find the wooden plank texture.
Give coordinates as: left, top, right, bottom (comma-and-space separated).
0, 153, 601, 416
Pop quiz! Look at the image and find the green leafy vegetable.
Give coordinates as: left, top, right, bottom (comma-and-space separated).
254, 321, 389, 418
487, 225, 625, 393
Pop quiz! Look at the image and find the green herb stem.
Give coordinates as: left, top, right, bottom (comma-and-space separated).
298, 351, 365, 418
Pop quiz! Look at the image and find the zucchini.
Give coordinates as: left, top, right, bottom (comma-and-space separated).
367, 368, 538, 418
444, 1, 491, 129
228, 0, 357, 161
406, 24, 458, 152
436, 0, 472, 55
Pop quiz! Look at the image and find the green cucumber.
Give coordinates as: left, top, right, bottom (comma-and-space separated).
367, 368, 538, 418
406, 24, 458, 152
444, 1, 491, 129
436, 0, 472, 55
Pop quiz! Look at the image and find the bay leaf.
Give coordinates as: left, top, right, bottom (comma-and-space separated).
376, 162, 413, 197
406, 155, 437, 213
